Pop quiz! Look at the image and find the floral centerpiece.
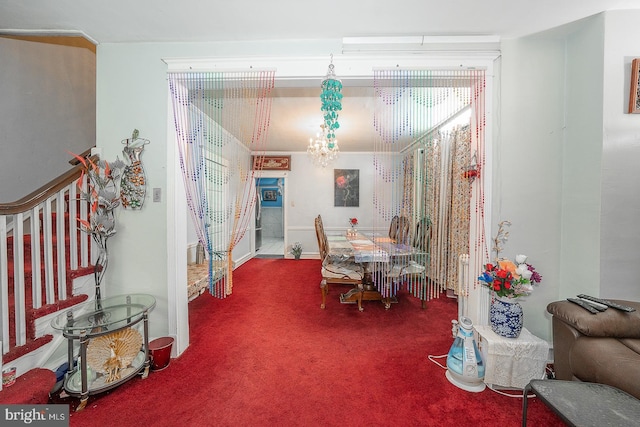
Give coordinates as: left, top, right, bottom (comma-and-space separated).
478, 221, 543, 338
347, 217, 358, 236
478, 255, 542, 299
289, 242, 302, 260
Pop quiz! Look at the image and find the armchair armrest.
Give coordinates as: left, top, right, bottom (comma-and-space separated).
547, 300, 640, 338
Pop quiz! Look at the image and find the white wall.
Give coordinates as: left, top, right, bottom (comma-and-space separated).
500, 34, 567, 342
283, 152, 380, 257
96, 20, 640, 348
96, 40, 343, 343
562, 15, 605, 300
500, 11, 640, 342
0, 37, 95, 202
601, 10, 640, 300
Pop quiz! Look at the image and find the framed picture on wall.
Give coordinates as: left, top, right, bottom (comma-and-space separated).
263, 190, 278, 201
334, 169, 359, 207
629, 58, 640, 114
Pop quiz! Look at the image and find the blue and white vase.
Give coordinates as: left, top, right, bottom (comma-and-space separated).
489, 296, 523, 338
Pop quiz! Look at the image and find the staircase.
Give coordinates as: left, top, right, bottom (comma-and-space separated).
0, 162, 96, 375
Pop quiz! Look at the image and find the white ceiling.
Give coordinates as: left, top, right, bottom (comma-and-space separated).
1, 0, 637, 153
1, 0, 636, 44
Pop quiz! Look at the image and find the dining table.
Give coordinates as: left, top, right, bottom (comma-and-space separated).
325, 231, 426, 309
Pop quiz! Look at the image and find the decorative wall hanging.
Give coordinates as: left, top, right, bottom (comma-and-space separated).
120, 129, 149, 209
334, 169, 359, 207
252, 155, 291, 170
463, 152, 480, 182
629, 58, 640, 114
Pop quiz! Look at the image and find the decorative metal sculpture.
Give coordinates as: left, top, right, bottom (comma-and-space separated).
72, 153, 125, 306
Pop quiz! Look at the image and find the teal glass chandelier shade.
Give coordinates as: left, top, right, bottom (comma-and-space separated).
320, 58, 343, 142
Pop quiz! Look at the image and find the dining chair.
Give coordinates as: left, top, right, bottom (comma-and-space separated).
407, 218, 430, 308
378, 217, 431, 308
388, 215, 399, 241
412, 217, 431, 252
396, 216, 412, 245
315, 215, 365, 311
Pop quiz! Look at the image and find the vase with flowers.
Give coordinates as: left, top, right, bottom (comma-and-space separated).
348, 217, 358, 236
71, 152, 125, 306
477, 221, 542, 338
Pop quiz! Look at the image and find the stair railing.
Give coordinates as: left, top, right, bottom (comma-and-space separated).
0, 163, 91, 355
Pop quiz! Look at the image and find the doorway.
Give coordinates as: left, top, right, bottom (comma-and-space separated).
255, 176, 285, 257
167, 52, 495, 358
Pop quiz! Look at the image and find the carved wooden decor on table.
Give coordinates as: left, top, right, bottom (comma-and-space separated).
252, 155, 291, 170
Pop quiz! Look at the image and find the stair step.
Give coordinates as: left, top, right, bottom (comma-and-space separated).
2, 293, 89, 362
1, 335, 54, 366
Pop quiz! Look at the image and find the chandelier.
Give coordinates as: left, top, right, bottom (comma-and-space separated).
320, 54, 343, 144
308, 54, 343, 167
307, 124, 339, 168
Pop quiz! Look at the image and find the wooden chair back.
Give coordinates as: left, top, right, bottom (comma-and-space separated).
412, 218, 431, 252
389, 215, 400, 241
315, 215, 328, 261
396, 216, 412, 245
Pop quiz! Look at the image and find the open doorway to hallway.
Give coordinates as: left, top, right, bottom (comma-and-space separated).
255, 177, 285, 257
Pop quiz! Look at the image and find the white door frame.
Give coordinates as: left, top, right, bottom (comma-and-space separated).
254, 170, 289, 256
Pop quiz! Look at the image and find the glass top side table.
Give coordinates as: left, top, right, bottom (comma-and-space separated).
51, 293, 156, 337
522, 379, 640, 426
51, 294, 156, 411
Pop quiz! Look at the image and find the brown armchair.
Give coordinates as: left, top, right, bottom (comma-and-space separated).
547, 299, 640, 400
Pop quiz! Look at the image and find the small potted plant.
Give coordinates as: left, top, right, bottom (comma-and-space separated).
289, 242, 303, 260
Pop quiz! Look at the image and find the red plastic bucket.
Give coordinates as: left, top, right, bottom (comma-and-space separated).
149, 337, 174, 371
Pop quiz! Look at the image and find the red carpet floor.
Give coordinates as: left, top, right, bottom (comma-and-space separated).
66, 258, 564, 426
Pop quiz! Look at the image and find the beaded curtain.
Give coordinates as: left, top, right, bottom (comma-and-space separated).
168, 71, 275, 298
372, 69, 486, 302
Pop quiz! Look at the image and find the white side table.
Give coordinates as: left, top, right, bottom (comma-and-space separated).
474, 325, 549, 389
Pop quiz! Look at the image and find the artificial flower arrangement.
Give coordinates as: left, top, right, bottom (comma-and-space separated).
349, 217, 358, 228
477, 221, 542, 299
478, 255, 542, 299
71, 152, 125, 241
289, 242, 302, 259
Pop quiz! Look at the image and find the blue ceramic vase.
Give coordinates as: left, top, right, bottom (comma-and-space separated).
490, 297, 523, 338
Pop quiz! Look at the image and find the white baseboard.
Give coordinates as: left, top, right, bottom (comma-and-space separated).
187, 242, 198, 264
